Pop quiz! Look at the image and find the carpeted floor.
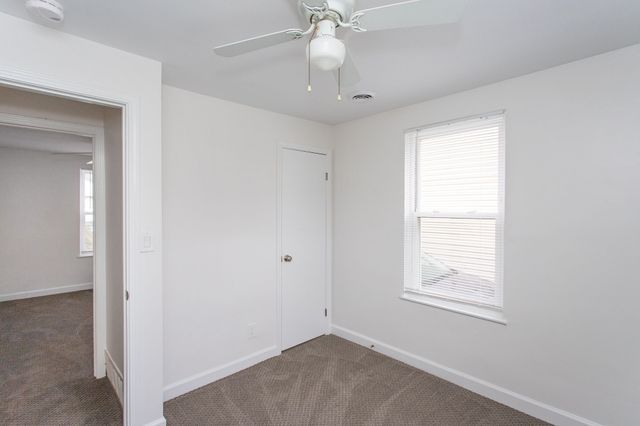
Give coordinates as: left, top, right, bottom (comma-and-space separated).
2, 291, 547, 425
164, 335, 548, 425
0, 290, 122, 425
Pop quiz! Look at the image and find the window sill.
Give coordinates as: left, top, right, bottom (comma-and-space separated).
78, 253, 93, 258
400, 292, 507, 325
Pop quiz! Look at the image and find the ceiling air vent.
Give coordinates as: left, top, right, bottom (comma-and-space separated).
350, 91, 375, 103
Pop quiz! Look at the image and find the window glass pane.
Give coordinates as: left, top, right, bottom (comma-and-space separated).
81, 169, 94, 253
84, 197, 93, 213
83, 171, 93, 196
418, 125, 499, 214
84, 222, 94, 252
420, 217, 497, 306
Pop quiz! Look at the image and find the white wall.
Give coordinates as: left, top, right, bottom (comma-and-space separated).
332, 44, 640, 426
162, 85, 333, 398
0, 12, 164, 425
0, 85, 102, 301
0, 147, 92, 297
104, 108, 124, 373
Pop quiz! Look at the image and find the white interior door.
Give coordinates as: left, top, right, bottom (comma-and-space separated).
281, 147, 328, 350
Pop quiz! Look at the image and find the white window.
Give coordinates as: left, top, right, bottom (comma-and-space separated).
80, 168, 94, 256
403, 113, 505, 323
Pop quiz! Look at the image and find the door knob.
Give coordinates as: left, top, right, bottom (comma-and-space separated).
283, 255, 293, 262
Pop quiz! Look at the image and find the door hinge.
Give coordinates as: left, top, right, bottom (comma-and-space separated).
325, 172, 329, 181
324, 308, 327, 317
125, 290, 129, 301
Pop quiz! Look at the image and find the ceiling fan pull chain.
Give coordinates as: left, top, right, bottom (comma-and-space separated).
307, 37, 313, 93
306, 23, 320, 93
337, 67, 342, 101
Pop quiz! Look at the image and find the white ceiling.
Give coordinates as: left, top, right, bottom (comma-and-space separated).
0, 124, 92, 154
2, 0, 640, 124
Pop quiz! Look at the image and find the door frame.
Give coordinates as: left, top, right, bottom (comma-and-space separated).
0, 112, 107, 379
0, 71, 137, 425
276, 143, 333, 352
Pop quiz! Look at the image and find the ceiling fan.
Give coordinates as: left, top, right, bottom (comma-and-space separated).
213, 0, 468, 100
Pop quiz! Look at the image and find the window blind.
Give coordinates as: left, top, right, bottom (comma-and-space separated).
80, 169, 94, 254
405, 113, 504, 309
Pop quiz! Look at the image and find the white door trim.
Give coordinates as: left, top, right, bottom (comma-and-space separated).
0, 69, 138, 426
0, 112, 107, 379
276, 143, 333, 352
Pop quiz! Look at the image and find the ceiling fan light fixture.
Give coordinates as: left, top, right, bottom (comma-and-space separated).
309, 35, 345, 71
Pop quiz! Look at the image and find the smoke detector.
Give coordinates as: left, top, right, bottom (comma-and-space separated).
25, 0, 64, 24
350, 91, 375, 103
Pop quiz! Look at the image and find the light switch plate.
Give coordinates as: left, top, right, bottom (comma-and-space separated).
140, 232, 154, 253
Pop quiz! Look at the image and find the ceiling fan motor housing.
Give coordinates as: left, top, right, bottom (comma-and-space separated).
299, 0, 355, 23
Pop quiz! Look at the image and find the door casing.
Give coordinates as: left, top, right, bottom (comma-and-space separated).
0, 70, 137, 425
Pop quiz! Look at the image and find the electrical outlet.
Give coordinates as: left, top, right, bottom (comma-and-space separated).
248, 322, 257, 339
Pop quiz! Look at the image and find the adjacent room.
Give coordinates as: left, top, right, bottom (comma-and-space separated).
0, 85, 125, 424
0, 1, 638, 425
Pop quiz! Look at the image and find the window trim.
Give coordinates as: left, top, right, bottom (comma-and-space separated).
403, 111, 506, 323
79, 168, 94, 257
400, 292, 507, 324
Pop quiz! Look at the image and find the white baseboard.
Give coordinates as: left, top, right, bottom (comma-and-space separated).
105, 349, 124, 405
143, 417, 167, 426
0, 282, 93, 302
332, 325, 601, 426
163, 346, 280, 401
144, 416, 167, 426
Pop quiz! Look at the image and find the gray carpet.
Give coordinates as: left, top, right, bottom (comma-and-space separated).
164, 335, 548, 425
0, 290, 122, 425
1, 291, 547, 425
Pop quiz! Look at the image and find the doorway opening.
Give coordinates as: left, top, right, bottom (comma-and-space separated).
0, 84, 125, 424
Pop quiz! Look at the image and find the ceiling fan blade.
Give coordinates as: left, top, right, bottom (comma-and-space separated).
214, 28, 305, 57
352, 0, 468, 32
52, 152, 92, 155
334, 50, 361, 87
